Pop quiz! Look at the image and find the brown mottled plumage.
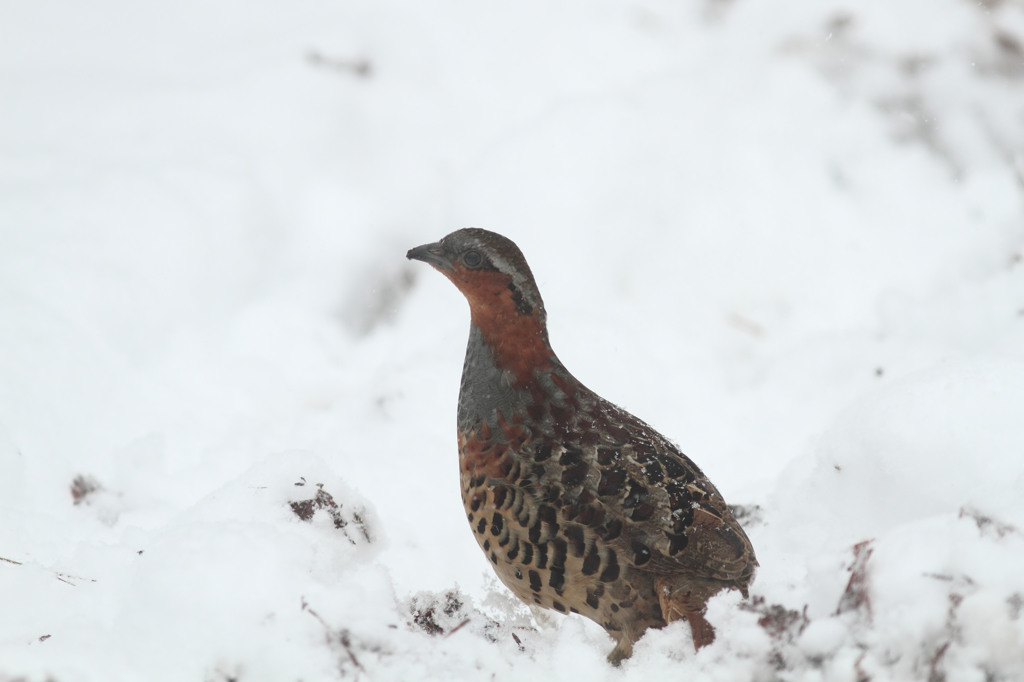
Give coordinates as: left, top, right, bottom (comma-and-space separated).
407, 228, 757, 663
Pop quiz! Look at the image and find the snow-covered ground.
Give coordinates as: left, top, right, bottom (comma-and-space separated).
2, 1, 1024, 680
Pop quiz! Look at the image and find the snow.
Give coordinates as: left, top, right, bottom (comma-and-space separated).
2, 1, 1023, 680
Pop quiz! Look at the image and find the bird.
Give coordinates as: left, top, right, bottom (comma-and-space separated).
406, 228, 757, 664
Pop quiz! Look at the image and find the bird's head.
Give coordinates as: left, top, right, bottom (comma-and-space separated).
407, 228, 547, 331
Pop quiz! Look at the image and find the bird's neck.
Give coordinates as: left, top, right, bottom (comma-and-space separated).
458, 315, 566, 435
468, 306, 553, 385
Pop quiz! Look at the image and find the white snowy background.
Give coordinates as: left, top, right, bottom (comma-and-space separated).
2, 1, 1024, 680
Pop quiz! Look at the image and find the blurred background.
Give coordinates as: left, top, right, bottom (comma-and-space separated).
2, 1, 1023, 680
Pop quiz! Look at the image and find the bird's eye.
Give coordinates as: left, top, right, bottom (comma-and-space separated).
462, 250, 483, 268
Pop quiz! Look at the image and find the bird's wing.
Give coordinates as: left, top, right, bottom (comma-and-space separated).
531, 395, 757, 588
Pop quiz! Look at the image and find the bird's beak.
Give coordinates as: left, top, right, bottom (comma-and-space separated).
406, 241, 453, 271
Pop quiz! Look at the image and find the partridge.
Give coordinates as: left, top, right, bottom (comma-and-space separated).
407, 228, 757, 664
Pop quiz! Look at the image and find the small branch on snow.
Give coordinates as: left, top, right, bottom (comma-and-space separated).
1, 555, 95, 586
923, 572, 976, 587
53, 571, 97, 586
928, 592, 967, 682
301, 597, 331, 635
959, 506, 1019, 538
836, 539, 874, 620
444, 618, 471, 638
307, 51, 373, 78
301, 597, 365, 672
